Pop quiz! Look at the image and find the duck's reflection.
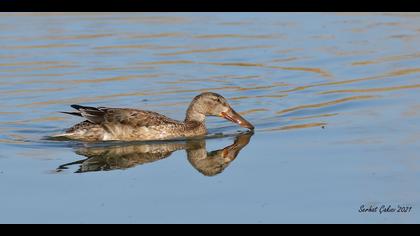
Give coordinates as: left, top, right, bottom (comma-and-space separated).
57, 131, 253, 176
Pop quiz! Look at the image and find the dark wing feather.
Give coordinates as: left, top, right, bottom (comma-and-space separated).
70, 104, 106, 124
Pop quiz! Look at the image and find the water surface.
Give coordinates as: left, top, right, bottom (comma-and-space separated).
1, 13, 420, 223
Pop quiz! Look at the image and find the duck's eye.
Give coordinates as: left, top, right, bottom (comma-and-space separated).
211, 98, 220, 103
214, 97, 224, 103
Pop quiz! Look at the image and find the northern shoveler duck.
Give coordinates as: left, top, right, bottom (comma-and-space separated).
55, 92, 254, 141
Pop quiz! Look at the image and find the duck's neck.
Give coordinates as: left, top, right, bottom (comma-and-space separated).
184, 101, 206, 124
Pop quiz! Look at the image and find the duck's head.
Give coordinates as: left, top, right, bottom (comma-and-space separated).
186, 92, 254, 130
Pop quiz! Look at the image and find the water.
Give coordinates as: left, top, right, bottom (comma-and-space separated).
1, 13, 420, 223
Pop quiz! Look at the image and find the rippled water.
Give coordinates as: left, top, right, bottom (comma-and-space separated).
1, 13, 420, 223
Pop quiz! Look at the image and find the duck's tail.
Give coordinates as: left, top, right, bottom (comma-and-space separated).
59, 111, 82, 117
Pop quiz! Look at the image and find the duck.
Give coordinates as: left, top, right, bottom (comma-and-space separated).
54, 92, 254, 142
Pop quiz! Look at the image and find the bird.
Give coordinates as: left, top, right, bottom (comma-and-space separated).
54, 92, 254, 142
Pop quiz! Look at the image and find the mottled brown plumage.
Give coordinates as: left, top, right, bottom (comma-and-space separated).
54, 92, 254, 141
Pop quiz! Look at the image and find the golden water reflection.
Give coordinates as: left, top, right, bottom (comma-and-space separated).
1, 12, 420, 145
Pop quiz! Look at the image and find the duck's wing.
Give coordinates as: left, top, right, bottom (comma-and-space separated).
68, 104, 181, 127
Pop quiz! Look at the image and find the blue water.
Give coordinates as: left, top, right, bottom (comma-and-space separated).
1, 13, 420, 223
